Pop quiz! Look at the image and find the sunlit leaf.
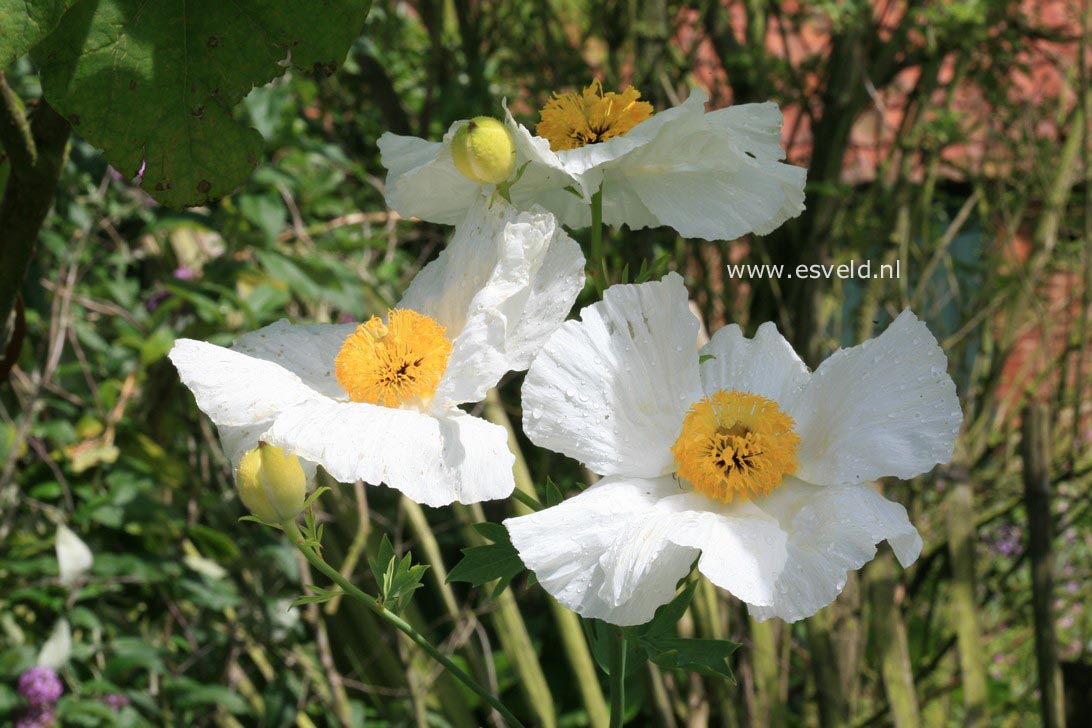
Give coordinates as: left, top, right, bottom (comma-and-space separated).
34, 0, 371, 207
0, 0, 77, 65
447, 523, 525, 597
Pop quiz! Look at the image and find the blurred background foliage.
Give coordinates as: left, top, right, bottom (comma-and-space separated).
2, 0, 1091, 726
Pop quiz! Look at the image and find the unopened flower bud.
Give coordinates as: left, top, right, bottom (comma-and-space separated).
236, 443, 307, 524
451, 116, 516, 184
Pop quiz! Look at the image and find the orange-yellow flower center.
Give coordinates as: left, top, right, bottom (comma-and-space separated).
536, 79, 654, 151
335, 309, 453, 408
671, 390, 800, 503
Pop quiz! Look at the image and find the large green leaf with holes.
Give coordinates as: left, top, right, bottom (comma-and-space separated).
0, 1, 77, 66
34, 0, 370, 207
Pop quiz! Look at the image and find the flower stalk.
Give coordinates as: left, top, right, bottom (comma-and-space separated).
608, 627, 627, 727
590, 185, 605, 267
281, 519, 525, 727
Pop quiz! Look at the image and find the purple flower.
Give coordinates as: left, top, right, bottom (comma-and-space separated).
146, 289, 171, 312
102, 693, 130, 711
173, 266, 196, 281
18, 667, 63, 707
15, 705, 56, 728
990, 523, 1023, 558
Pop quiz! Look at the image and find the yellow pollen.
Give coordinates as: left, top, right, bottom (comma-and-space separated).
335, 309, 453, 408
671, 390, 800, 503
536, 79, 654, 151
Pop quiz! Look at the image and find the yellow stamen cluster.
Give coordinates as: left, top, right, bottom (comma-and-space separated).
536, 79, 653, 151
335, 309, 453, 408
671, 390, 800, 503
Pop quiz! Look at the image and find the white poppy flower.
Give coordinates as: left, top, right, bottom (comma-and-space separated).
37, 618, 72, 670
170, 197, 585, 507
379, 82, 806, 241
55, 524, 93, 587
505, 273, 961, 625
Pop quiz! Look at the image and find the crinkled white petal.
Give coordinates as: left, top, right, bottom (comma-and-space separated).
556, 88, 710, 177
262, 399, 514, 506
504, 104, 588, 207
169, 338, 320, 427
791, 309, 962, 485
521, 273, 702, 478
56, 524, 93, 587
171, 324, 352, 483
516, 185, 595, 230
504, 90, 710, 231
598, 102, 807, 240
378, 91, 804, 240
699, 321, 810, 410
505, 477, 698, 626
706, 102, 793, 162
378, 125, 484, 224
400, 196, 585, 406
505, 476, 790, 626
507, 474, 921, 626
233, 320, 357, 400
747, 481, 922, 623
171, 322, 351, 478
503, 100, 647, 229
217, 422, 272, 468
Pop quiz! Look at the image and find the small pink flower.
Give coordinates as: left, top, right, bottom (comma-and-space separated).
18, 667, 62, 707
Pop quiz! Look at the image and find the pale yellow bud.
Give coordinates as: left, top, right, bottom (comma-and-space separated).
451, 116, 516, 184
236, 443, 307, 524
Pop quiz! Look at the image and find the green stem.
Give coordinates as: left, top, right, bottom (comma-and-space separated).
609, 628, 627, 727
590, 185, 604, 267
281, 520, 525, 727
510, 487, 543, 512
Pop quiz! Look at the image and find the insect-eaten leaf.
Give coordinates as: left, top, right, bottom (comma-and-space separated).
368, 535, 428, 615
447, 522, 526, 597
33, 0, 372, 208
